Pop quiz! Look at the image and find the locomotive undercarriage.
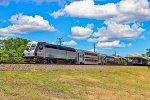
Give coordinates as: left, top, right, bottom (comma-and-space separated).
24, 57, 76, 64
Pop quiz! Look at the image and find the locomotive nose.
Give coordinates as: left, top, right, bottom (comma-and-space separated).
24, 42, 38, 57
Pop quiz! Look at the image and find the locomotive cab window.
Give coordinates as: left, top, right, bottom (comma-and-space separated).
25, 46, 30, 51
30, 44, 37, 50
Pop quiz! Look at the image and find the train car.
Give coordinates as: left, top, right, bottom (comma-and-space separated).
101, 55, 127, 65
24, 41, 148, 66
76, 50, 101, 65
125, 56, 148, 66
24, 41, 76, 64
100, 54, 107, 65
105, 56, 116, 65
125, 54, 148, 66
114, 56, 128, 65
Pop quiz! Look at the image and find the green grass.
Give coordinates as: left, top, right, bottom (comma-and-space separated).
0, 67, 150, 100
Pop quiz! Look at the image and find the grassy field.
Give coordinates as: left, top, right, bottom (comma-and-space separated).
0, 67, 150, 100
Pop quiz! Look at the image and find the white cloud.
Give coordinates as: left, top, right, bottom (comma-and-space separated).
86, 23, 94, 29
63, 40, 77, 46
0, 13, 55, 36
64, 0, 118, 19
127, 43, 132, 47
88, 37, 108, 42
140, 35, 146, 39
0, 0, 80, 7
96, 40, 125, 49
33, 0, 81, 6
51, 0, 150, 24
114, 0, 150, 23
50, 9, 65, 18
96, 40, 132, 49
88, 38, 98, 42
70, 25, 93, 39
89, 21, 144, 42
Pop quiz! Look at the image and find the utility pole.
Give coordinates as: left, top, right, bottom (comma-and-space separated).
94, 42, 96, 52
57, 37, 64, 46
114, 50, 117, 56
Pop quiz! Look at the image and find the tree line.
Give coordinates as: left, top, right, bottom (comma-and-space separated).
0, 38, 29, 63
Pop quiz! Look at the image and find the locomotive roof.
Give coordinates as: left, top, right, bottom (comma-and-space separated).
42, 42, 76, 52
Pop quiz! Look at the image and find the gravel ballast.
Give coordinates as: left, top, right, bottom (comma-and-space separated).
0, 64, 146, 71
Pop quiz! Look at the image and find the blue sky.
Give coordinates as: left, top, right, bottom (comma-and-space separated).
0, 0, 150, 56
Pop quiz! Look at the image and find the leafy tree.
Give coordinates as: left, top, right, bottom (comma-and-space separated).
0, 38, 29, 63
141, 54, 146, 57
146, 49, 150, 65
146, 49, 150, 57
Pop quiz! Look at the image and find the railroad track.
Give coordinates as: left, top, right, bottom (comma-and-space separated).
0, 64, 147, 71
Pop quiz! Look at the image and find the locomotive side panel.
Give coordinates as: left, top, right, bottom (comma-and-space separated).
45, 48, 67, 59
66, 51, 76, 60
39, 43, 77, 64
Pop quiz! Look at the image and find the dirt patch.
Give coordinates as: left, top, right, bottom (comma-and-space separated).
122, 71, 150, 81
138, 75, 150, 82
86, 87, 148, 100
56, 75, 76, 82
56, 75, 99, 83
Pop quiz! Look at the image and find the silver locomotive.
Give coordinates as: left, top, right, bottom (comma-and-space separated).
24, 41, 77, 64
